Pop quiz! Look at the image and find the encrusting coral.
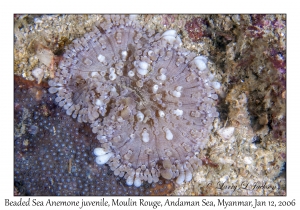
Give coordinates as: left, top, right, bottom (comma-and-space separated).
48, 14, 220, 187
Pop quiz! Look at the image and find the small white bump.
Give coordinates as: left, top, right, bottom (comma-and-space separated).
212, 81, 221, 89
163, 127, 173, 140
172, 90, 181, 97
94, 148, 107, 156
173, 109, 183, 116
158, 110, 165, 117
138, 61, 148, 70
97, 54, 105, 62
95, 152, 113, 165
135, 61, 149, 75
244, 157, 253, 165
218, 127, 235, 140
136, 111, 144, 122
95, 99, 103, 106
142, 129, 150, 143
158, 73, 166, 81
121, 51, 128, 61
109, 72, 117, 81
152, 84, 158, 93
128, 70, 135, 77
161, 30, 182, 45
162, 29, 177, 37
137, 68, 148, 75
91, 72, 98, 77
193, 56, 207, 71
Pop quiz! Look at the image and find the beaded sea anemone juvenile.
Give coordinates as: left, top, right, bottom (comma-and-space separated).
48, 14, 220, 187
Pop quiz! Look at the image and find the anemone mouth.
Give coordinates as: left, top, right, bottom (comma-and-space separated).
48, 14, 219, 187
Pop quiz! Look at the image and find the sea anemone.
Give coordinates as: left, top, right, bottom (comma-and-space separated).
48, 14, 219, 187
